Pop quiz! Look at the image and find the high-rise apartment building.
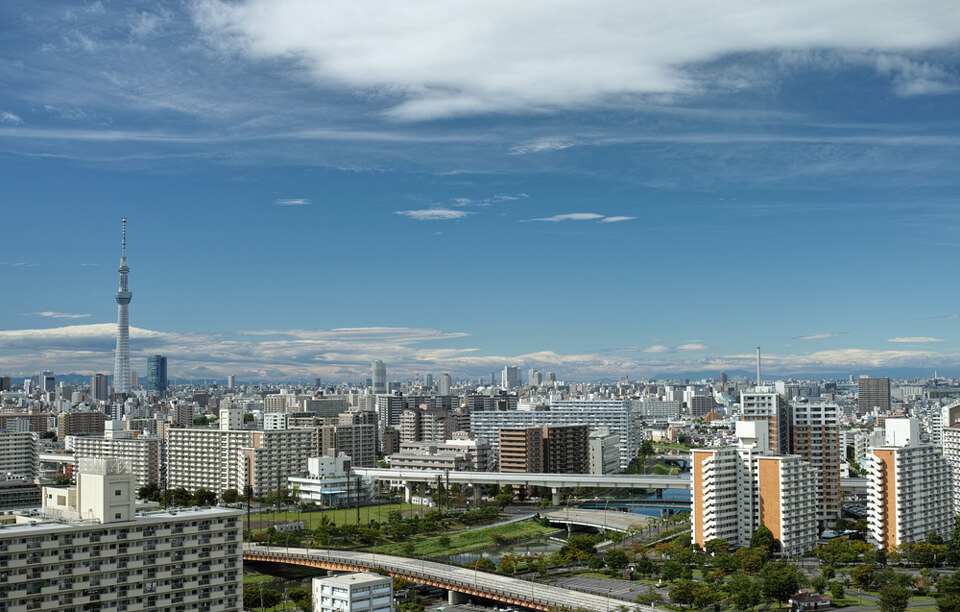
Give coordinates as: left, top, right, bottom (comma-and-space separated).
57, 411, 109, 440
498, 425, 588, 474
740, 390, 792, 454
147, 355, 168, 397
167, 426, 315, 497
73, 435, 163, 490
0, 431, 40, 482
439, 373, 451, 396
858, 376, 891, 414
867, 418, 953, 550
39, 370, 56, 394
90, 373, 110, 402
791, 401, 841, 525
113, 218, 133, 395
941, 402, 960, 515
319, 423, 376, 467
372, 360, 386, 395
0, 458, 243, 612
471, 398, 639, 468
375, 392, 405, 431
589, 427, 620, 474
502, 366, 521, 390
691, 421, 818, 556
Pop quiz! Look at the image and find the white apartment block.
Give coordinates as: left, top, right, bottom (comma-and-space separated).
0, 458, 243, 611
0, 432, 39, 482
313, 572, 392, 612
633, 399, 682, 421
290, 455, 372, 507
589, 428, 620, 474
471, 399, 639, 468
72, 435, 162, 490
388, 437, 495, 472
740, 390, 791, 454
942, 402, 960, 515
692, 421, 818, 557
868, 418, 954, 550
167, 427, 315, 498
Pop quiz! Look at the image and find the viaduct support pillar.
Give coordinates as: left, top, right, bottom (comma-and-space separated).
551, 488, 561, 506
404, 483, 413, 503
448, 590, 469, 605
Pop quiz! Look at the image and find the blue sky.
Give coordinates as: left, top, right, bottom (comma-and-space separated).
2, 0, 960, 381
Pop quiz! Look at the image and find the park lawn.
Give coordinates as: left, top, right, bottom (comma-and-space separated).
244, 572, 277, 585
367, 520, 556, 557
650, 463, 673, 475
245, 503, 419, 529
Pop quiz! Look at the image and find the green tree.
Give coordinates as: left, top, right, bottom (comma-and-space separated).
635, 586, 663, 606
288, 586, 311, 611
605, 549, 629, 570
669, 580, 696, 608
221, 489, 240, 504
495, 485, 514, 508
728, 572, 762, 612
938, 592, 960, 612
761, 560, 804, 607
193, 416, 208, 426
474, 557, 496, 572
851, 564, 877, 590
55, 475, 74, 486
878, 584, 910, 612
137, 482, 160, 501
704, 538, 729, 556
193, 488, 217, 506
929, 529, 945, 546
438, 535, 451, 548
830, 581, 846, 602
750, 525, 776, 554
634, 556, 655, 577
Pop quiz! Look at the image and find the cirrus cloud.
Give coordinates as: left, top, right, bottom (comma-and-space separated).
395, 208, 471, 221
888, 336, 944, 343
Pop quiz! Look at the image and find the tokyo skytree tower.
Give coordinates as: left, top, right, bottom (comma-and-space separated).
113, 217, 132, 394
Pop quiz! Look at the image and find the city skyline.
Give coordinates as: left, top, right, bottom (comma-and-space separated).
2, 1, 960, 380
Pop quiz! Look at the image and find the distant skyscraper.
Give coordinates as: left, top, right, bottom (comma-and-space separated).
113, 218, 132, 395
545, 372, 556, 383
90, 373, 110, 402
858, 376, 891, 414
372, 360, 386, 394
502, 366, 521, 390
39, 370, 55, 394
227, 375, 236, 389
424, 373, 433, 389
439, 373, 451, 396
147, 355, 167, 397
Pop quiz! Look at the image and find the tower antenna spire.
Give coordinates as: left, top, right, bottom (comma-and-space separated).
114, 218, 132, 395
122, 217, 126, 258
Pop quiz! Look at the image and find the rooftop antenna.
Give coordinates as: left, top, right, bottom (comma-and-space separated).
756, 346, 761, 388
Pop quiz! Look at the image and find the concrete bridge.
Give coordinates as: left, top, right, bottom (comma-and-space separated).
243, 544, 656, 612
542, 509, 653, 533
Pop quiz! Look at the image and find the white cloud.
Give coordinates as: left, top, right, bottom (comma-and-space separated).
793, 332, 845, 340
1, 112, 23, 125
510, 137, 580, 155
528, 213, 634, 223
192, 0, 960, 120
642, 345, 672, 353
27, 312, 91, 319
395, 209, 470, 220
888, 336, 944, 343
0, 322, 957, 380
274, 198, 310, 206
529, 213, 605, 222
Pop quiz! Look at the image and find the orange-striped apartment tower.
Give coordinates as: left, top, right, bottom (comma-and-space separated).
692, 420, 818, 556
866, 417, 953, 551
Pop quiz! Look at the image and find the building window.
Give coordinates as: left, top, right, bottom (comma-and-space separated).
115, 490, 122, 496
115, 513, 122, 519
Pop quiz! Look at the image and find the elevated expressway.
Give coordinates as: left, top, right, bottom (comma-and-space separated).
243, 544, 657, 612
353, 468, 690, 505
354, 468, 868, 502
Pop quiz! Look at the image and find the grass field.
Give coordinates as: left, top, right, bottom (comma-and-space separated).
243, 503, 422, 531
367, 520, 556, 557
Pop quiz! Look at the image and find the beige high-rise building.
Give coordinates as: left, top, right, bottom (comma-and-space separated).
498, 425, 588, 474
691, 421, 818, 556
57, 411, 108, 440
867, 418, 953, 550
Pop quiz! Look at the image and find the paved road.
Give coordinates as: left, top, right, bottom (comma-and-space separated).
244, 544, 660, 612
544, 509, 653, 533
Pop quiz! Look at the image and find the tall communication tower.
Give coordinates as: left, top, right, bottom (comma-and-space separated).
113, 218, 132, 394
